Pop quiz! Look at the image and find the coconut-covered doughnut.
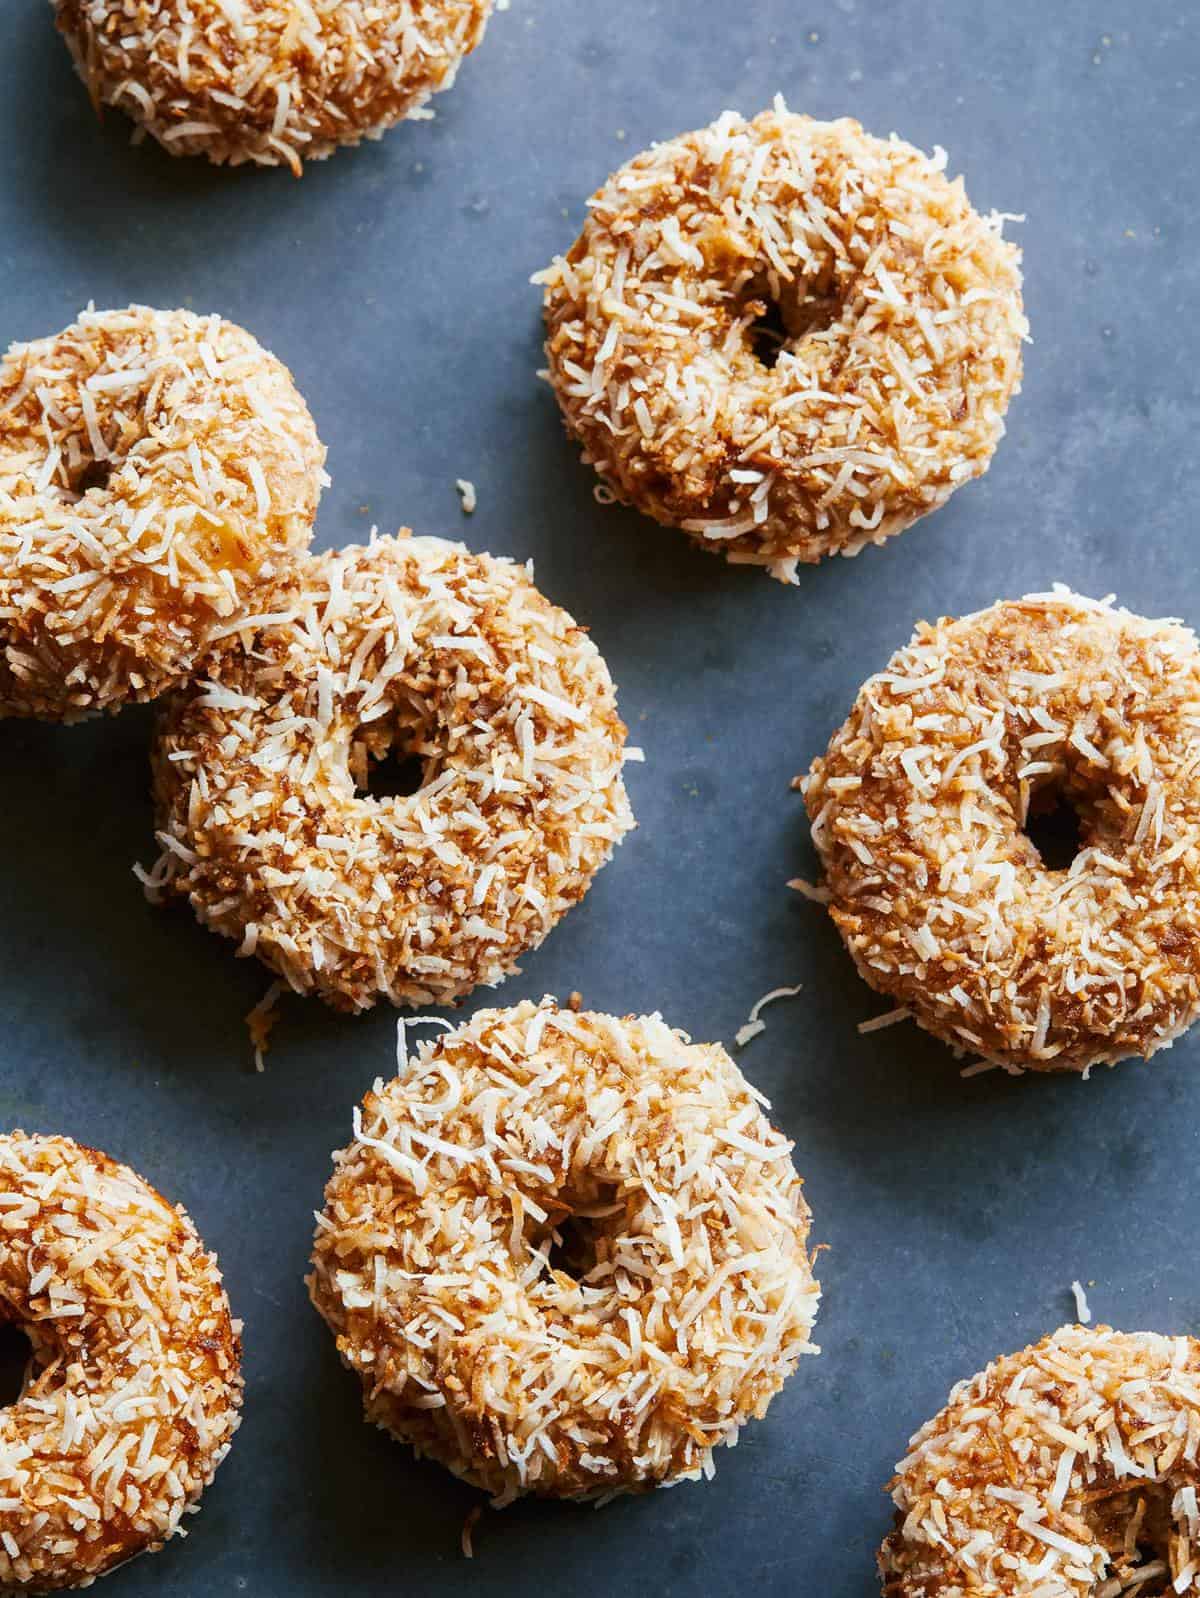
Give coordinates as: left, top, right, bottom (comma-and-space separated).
148, 533, 635, 1012
54, 0, 493, 175
537, 104, 1025, 583
803, 588, 1200, 1073
881, 1324, 1200, 1597
309, 999, 820, 1501
0, 305, 325, 721
0, 1132, 242, 1592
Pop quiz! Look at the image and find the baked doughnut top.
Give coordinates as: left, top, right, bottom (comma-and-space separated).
805, 588, 1200, 1072
539, 105, 1025, 580
310, 999, 820, 1501
149, 533, 635, 1011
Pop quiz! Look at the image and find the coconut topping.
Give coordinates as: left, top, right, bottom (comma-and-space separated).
148, 533, 635, 1012
0, 1133, 241, 1592
882, 1325, 1200, 1597
53, 0, 493, 174
537, 102, 1025, 581
0, 305, 325, 720
309, 999, 820, 1501
804, 588, 1200, 1072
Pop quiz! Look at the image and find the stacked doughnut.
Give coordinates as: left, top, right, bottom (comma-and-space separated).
310, 999, 820, 1501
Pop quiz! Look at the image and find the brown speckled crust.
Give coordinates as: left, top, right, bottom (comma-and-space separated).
309, 1000, 820, 1502
804, 590, 1200, 1073
880, 1325, 1200, 1597
0, 306, 325, 722
148, 534, 635, 1013
538, 107, 1025, 582
0, 1133, 242, 1592
53, 0, 493, 174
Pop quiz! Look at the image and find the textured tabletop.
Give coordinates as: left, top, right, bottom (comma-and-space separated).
0, 1, 1197, 1594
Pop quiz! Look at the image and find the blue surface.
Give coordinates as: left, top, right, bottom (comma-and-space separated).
1, 1, 1198, 1593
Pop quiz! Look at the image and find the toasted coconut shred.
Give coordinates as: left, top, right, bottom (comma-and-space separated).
309, 999, 820, 1502
148, 532, 635, 1013
53, 0, 493, 175
456, 478, 477, 514
0, 305, 325, 721
536, 102, 1025, 582
734, 982, 803, 1048
803, 588, 1200, 1073
881, 1325, 1200, 1597
0, 1134, 242, 1592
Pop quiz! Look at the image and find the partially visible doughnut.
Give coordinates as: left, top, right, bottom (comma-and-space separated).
148, 533, 635, 1012
538, 105, 1025, 582
0, 1132, 242, 1592
54, 1, 493, 174
0, 305, 325, 720
309, 999, 820, 1501
881, 1324, 1200, 1596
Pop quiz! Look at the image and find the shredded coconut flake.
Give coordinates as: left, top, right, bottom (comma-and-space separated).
455, 478, 477, 514
735, 983, 803, 1048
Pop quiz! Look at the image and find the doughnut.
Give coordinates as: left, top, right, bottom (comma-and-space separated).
803, 588, 1200, 1073
0, 305, 325, 721
0, 1132, 242, 1591
537, 104, 1026, 583
880, 1324, 1200, 1596
54, 1, 493, 175
308, 999, 820, 1501
148, 533, 635, 1013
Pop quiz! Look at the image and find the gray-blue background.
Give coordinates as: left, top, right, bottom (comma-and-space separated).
1, 2, 1197, 1592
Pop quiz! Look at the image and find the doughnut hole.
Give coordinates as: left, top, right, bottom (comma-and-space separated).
532, 1182, 624, 1290
1019, 753, 1136, 876
1085, 1484, 1176, 1594
740, 267, 844, 371
546, 1214, 602, 1281
1022, 780, 1086, 872
69, 457, 112, 497
53, 407, 126, 502
746, 295, 791, 370
349, 715, 436, 804
0, 1321, 35, 1407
